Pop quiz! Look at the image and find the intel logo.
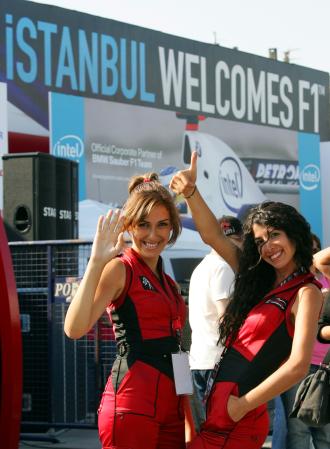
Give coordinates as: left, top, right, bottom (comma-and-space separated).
53, 135, 84, 159
299, 164, 320, 191
219, 157, 243, 213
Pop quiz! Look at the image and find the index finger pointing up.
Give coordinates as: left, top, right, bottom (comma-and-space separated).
189, 151, 198, 179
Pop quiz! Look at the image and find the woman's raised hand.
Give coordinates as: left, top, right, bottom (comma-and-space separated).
170, 151, 197, 198
90, 209, 126, 265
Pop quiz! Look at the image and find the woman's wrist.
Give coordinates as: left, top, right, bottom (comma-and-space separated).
183, 185, 196, 199
238, 395, 253, 415
88, 254, 109, 270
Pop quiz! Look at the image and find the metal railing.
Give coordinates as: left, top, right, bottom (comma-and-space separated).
10, 240, 117, 431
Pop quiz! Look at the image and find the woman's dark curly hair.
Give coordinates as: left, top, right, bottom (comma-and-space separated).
219, 201, 313, 346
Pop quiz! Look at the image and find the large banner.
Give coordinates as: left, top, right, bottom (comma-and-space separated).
50, 95, 322, 229
1, 0, 329, 138
0, 0, 329, 241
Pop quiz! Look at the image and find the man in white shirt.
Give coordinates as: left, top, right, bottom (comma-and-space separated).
189, 216, 243, 424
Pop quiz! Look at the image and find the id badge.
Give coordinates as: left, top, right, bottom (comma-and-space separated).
171, 351, 194, 395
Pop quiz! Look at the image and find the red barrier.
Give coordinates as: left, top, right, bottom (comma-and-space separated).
0, 216, 22, 449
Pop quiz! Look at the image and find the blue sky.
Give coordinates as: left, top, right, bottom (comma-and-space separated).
26, 0, 330, 74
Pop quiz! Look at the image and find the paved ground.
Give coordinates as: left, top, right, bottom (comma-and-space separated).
19, 429, 101, 449
19, 429, 272, 449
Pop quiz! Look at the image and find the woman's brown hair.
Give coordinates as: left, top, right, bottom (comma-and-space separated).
123, 172, 181, 245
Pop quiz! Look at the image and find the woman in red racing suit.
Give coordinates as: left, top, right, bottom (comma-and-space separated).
64, 173, 194, 449
170, 152, 323, 449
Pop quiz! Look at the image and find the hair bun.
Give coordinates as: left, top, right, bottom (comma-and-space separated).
128, 172, 159, 194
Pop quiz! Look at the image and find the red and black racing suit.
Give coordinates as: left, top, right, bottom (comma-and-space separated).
190, 271, 320, 449
98, 248, 186, 449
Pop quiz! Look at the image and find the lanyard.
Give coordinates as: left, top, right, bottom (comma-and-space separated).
203, 346, 228, 403
277, 267, 306, 288
172, 316, 183, 350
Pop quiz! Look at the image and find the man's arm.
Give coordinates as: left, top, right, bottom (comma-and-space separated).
313, 247, 330, 279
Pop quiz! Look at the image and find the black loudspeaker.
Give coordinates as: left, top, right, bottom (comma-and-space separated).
55, 158, 79, 239
56, 158, 71, 239
3, 153, 57, 241
3, 153, 79, 241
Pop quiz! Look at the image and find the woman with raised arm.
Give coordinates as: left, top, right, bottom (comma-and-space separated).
170, 152, 323, 449
64, 173, 194, 449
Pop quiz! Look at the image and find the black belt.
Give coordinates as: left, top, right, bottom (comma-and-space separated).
113, 338, 180, 383
117, 337, 180, 358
